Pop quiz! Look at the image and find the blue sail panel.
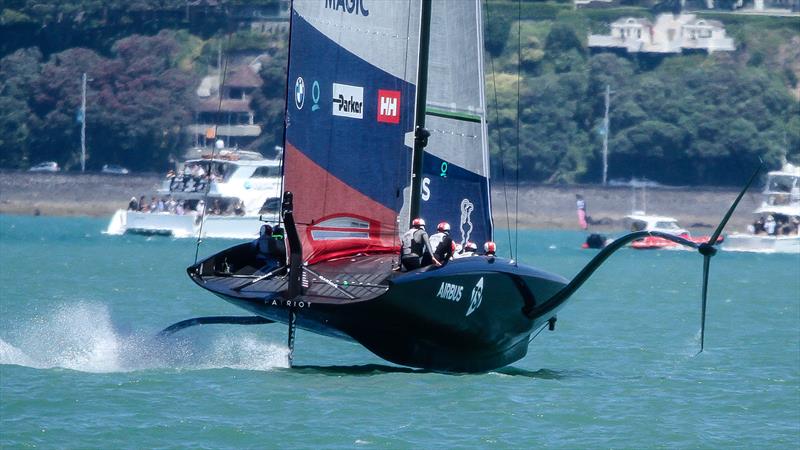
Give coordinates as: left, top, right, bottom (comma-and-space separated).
418, 153, 492, 249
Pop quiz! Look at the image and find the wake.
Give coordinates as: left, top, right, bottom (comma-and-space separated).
0, 302, 289, 373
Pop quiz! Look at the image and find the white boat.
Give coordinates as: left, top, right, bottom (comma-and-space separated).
624, 213, 718, 250
723, 163, 800, 253
106, 147, 282, 239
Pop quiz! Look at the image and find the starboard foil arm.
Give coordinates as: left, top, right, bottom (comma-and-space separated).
530, 231, 699, 318
158, 316, 274, 337
533, 162, 763, 353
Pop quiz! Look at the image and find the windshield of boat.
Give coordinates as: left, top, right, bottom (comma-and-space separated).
767, 175, 797, 194
655, 221, 681, 230
251, 165, 282, 178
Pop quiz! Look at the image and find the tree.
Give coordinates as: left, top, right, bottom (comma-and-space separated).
26, 31, 197, 170
0, 47, 42, 167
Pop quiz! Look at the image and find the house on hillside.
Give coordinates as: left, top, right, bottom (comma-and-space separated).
588, 13, 735, 54
698, 0, 799, 13
188, 65, 263, 152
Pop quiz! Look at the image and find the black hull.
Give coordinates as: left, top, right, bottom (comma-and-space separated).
188, 246, 568, 372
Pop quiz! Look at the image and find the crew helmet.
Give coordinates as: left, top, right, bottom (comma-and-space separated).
437, 221, 451, 232
484, 241, 496, 255
412, 218, 426, 228
464, 241, 478, 252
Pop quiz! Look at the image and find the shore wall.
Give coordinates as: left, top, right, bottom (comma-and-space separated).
0, 171, 760, 231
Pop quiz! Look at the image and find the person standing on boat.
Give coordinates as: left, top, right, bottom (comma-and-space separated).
401, 218, 440, 271
576, 194, 588, 230
429, 222, 455, 264
138, 195, 148, 212
765, 215, 777, 235
483, 241, 496, 257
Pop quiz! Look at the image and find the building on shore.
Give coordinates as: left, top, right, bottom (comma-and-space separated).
588, 13, 735, 54
575, 0, 798, 14
189, 65, 264, 152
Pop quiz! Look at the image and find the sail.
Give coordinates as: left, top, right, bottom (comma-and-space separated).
417, 0, 493, 249
283, 0, 422, 263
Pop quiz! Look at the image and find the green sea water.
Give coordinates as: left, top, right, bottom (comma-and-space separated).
1, 215, 798, 448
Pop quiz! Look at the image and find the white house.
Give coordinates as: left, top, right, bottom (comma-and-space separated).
588, 13, 735, 54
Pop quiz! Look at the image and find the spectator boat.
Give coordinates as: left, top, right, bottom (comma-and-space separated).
105, 146, 282, 239
625, 213, 721, 250
722, 163, 800, 253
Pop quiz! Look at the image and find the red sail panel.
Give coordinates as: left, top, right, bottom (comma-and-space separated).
284, 143, 400, 264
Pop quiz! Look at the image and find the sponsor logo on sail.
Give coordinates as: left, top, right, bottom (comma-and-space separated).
436, 282, 463, 302
466, 277, 484, 316
324, 0, 369, 16
459, 198, 474, 245
294, 77, 305, 110
311, 80, 321, 111
332, 83, 363, 119
377, 89, 400, 124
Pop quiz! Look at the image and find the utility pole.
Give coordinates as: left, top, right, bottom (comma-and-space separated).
81, 72, 87, 173
602, 84, 612, 186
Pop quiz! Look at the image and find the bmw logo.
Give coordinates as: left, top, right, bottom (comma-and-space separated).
294, 77, 305, 110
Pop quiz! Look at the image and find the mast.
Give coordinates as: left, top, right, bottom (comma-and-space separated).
409, 0, 433, 225
602, 84, 611, 186
81, 72, 87, 173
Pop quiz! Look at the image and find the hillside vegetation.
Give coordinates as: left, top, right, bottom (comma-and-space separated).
0, 0, 798, 186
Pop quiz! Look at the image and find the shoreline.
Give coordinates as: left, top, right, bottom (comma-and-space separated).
0, 171, 761, 232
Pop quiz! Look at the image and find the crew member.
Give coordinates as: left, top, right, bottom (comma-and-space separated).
483, 241, 496, 257
270, 225, 287, 268
253, 224, 273, 265
453, 241, 478, 258
429, 222, 455, 263
400, 218, 440, 271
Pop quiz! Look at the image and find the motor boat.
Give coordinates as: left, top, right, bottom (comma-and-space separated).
625, 213, 720, 250
106, 146, 282, 239
723, 163, 800, 253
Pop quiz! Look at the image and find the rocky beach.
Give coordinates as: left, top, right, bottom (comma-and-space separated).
0, 171, 760, 232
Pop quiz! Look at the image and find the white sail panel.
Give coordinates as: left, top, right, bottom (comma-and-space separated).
293, 0, 421, 84
424, 0, 489, 178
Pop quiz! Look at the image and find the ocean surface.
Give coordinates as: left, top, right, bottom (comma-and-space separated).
1, 215, 798, 448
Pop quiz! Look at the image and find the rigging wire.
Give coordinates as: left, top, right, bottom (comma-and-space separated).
392, 0, 417, 259
484, 1, 515, 262
514, 0, 522, 264
194, 34, 232, 265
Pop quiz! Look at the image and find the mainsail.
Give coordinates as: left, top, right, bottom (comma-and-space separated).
283, 0, 422, 263
283, 0, 491, 263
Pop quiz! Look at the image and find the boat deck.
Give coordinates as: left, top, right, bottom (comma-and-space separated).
194, 253, 398, 303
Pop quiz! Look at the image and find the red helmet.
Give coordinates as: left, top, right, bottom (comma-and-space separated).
484, 241, 496, 254
437, 222, 450, 232
412, 217, 425, 228
464, 241, 477, 251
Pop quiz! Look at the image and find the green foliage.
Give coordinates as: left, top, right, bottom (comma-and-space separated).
0, 1, 797, 187
485, 5, 799, 186
0, 31, 198, 171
